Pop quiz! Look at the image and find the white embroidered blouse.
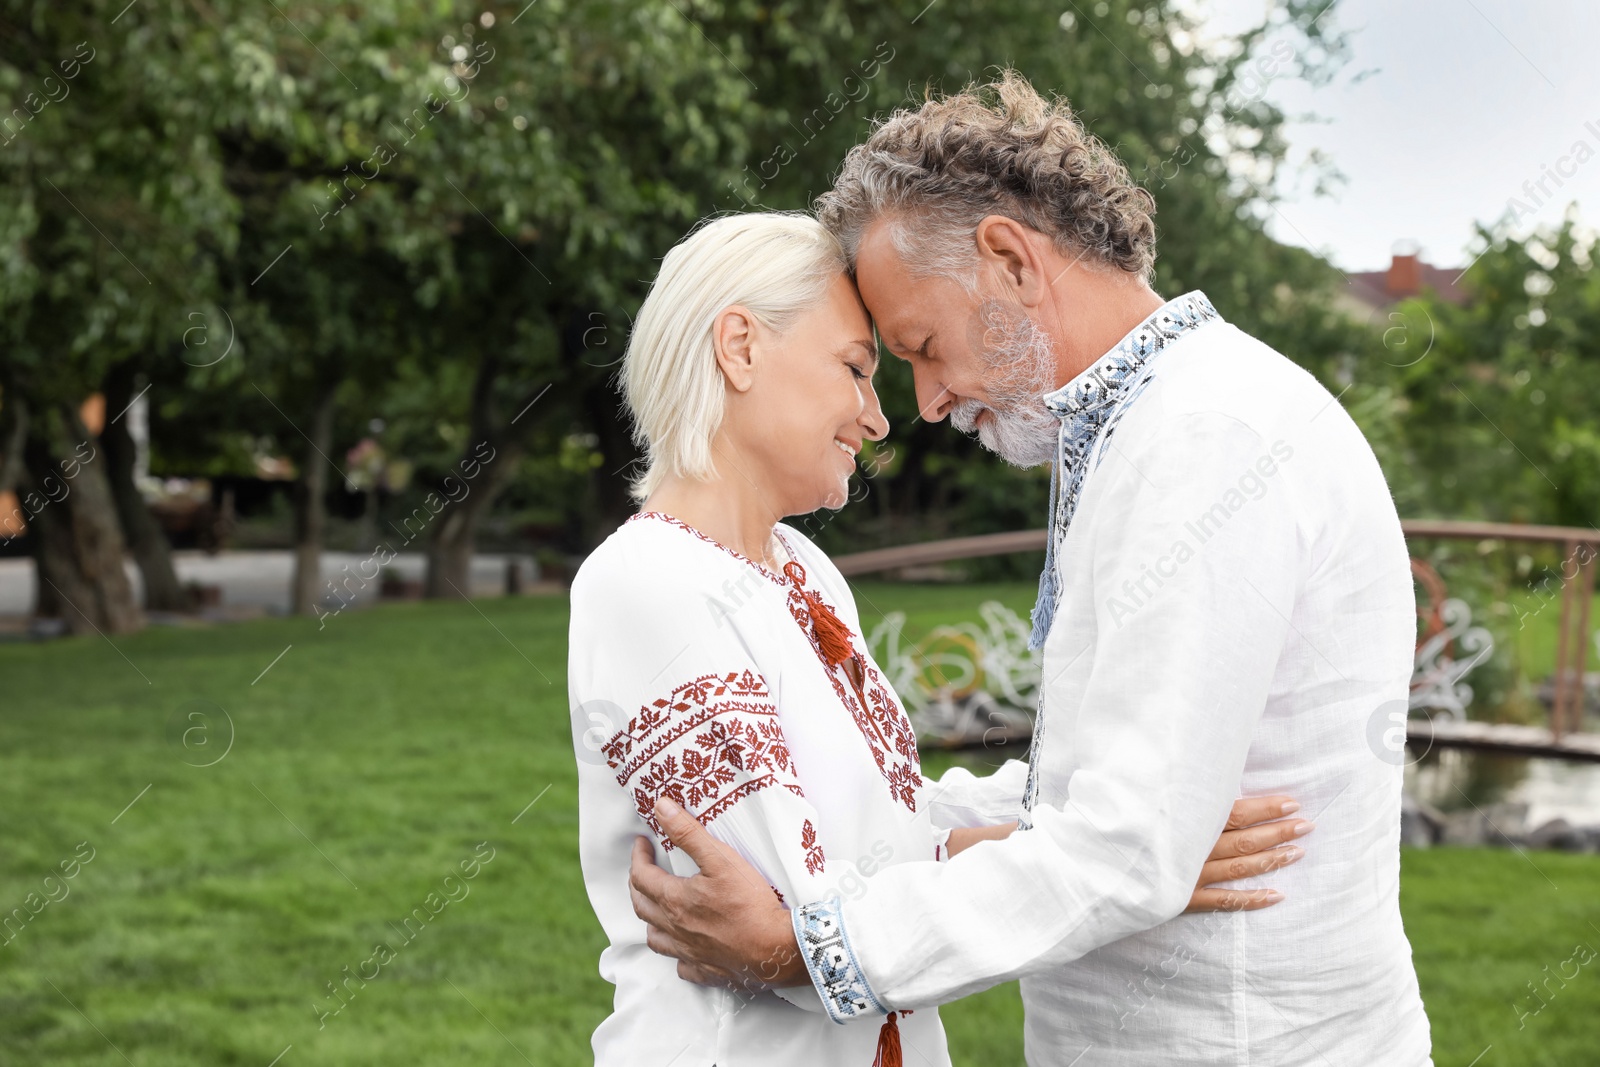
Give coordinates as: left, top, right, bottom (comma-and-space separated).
568, 512, 956, 1067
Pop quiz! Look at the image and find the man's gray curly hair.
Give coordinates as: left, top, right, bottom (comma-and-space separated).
816, 70, 1157, 287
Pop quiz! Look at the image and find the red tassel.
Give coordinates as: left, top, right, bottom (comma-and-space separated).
784, 560, 889, 745
872, 1011, 903, 1067
783, 561, 856, 666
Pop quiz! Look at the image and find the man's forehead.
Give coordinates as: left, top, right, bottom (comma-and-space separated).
853, 229, 919, 320
853, 218, 905, 277
858, 288, 924, 347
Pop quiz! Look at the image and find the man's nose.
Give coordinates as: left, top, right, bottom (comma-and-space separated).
915, 371, 954, 423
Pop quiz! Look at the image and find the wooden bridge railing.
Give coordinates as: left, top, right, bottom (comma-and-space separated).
833, 519, 1600, 741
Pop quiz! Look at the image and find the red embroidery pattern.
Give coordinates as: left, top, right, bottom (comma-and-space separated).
601, 670, 805, 851
783, 582, 923, 814
801, 819, 826, 875
626, 511, 922, 814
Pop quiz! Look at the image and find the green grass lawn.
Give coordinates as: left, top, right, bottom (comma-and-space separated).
1, 585, 1597, 1065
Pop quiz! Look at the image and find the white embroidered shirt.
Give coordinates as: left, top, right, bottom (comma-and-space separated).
569, 513, 956, 1067
791, 291, 1435, 1066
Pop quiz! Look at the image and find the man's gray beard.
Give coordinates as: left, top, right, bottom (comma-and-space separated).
950, 300, 1060, 469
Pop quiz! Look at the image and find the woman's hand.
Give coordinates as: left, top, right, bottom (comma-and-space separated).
944, 822, 1017, 857
1186, 795, 1312, 913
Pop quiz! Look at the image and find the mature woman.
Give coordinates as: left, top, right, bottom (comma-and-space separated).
567, 212, 1303, 1066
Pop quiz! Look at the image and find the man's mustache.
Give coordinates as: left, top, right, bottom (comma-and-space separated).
950, 397, 989, 433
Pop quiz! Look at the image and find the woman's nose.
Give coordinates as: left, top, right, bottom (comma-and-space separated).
860, 385, 889, 442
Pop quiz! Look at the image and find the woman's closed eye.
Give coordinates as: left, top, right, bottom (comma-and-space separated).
837, 339, 879, 383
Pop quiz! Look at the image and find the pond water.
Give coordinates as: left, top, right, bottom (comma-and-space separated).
1406, 749, 1600, 828
932, 743, 1600, 831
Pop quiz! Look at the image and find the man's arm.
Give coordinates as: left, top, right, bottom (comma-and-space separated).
796, 412, 1299, 1014
632, 795, 1310, 989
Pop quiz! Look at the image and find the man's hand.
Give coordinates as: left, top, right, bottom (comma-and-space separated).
1185, 795, 1312, 913
630, 793, 1310, 988
629, 797, 809, 990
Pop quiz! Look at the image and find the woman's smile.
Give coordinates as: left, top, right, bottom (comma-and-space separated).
833, 437, 860, 472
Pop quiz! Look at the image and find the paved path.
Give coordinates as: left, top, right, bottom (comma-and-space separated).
0, 549, 539, 619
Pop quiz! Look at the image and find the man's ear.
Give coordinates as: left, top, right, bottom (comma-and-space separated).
713, 305, 760, 392
974, 215, 1049, 308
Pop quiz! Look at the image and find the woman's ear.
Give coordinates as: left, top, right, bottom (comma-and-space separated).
712, 305, 761, 392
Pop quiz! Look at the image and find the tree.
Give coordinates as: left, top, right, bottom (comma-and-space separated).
1385, 212, 1600, 528
100, 358, 189, 611
0, 1, 235, 631
4, 0, 1372, 635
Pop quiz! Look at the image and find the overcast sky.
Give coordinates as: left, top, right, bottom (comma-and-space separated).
1189, 0, 1600, 272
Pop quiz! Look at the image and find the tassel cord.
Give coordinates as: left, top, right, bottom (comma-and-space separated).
782, 560, 890, 748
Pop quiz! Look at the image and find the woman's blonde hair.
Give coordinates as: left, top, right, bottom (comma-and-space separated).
622, 211, 848, 502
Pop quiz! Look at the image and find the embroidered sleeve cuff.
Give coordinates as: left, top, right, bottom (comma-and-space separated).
792, 896, 888, 1024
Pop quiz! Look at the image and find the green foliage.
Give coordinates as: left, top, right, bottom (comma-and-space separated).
2, 0, 1375, 552
1378, 215, 1600, 529
1321, 216, 1600, 708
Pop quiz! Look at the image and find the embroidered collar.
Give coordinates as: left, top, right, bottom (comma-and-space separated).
1024, 290, 1223, 658
1041, 290, 1221, 421
628, 510, 794, 587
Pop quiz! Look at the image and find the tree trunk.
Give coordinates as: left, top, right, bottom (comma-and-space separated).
0, 398, 24, 499
21, 405, 143, 635
425, 439, 523, 599
289, 387, 338, 615
101, 360, 191, 612
2, 399, 54, 617
424, 351, 530, 600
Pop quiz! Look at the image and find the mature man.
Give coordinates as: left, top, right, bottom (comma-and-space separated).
631, 73, 1433, 1065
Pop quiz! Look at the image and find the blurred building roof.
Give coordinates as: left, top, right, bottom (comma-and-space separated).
1343, 249, 1469, 314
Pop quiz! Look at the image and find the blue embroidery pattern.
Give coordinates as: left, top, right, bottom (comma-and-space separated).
1019, 291, 1223, 826
793, 896, 887, 1023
